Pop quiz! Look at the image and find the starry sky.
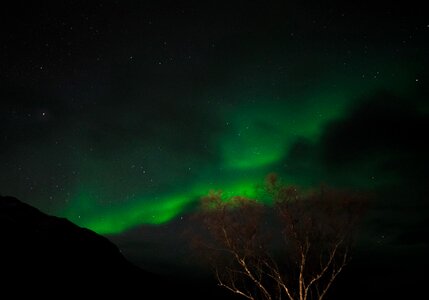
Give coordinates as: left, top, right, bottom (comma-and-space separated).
1, 0, 428, 266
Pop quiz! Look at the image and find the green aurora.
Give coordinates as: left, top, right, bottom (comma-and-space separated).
60, 62, 420, 234
1, 2, 426, 236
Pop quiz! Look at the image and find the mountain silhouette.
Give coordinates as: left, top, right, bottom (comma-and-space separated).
0, 195, 153, 297
0, 195, 240, 299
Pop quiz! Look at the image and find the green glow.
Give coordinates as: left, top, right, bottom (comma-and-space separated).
58, 60, 418, 235
64, 178, 264, 234
81, 194, 192, 234
220, 90, 350, 170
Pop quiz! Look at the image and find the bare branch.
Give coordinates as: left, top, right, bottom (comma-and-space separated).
216, 268, 255, 300
187, 179, 367, 300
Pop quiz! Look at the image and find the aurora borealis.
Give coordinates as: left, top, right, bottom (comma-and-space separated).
1, 0, 428, 244
57, 68, 422, 235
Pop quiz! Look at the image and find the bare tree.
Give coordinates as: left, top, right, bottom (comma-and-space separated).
191, 175, 367, 300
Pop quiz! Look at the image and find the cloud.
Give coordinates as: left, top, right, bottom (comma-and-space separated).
320, 91, 429, 182
282, 90, 429, 188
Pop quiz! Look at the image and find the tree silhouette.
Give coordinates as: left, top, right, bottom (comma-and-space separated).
190, 175, 367, 300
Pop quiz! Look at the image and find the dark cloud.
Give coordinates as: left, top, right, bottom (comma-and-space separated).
320, 91, 429, 182
282, 90, 429, 187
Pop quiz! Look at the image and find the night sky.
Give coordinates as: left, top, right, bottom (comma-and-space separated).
1, 0, 428, 276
